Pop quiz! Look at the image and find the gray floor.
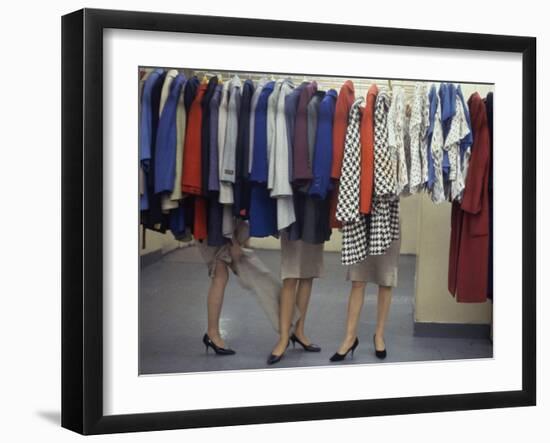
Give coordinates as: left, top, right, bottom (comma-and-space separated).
139, 246, 492, 375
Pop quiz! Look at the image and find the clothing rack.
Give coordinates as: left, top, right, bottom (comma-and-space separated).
143, 65, 486, 103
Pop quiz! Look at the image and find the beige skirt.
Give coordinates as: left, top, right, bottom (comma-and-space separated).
346, 237, 401, 287
280, 232, 324, 280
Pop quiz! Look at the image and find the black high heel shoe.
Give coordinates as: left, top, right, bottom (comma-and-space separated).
203, 333, 236, 355
373, 334, 387, 359
290, 333, 321, 352
329, 337, 359, 362
267, 340, 290, 365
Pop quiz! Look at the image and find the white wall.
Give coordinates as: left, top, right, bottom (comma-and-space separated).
1, 1, 546, 443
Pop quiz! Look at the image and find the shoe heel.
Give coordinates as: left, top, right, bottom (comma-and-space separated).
351, 349, 355, 359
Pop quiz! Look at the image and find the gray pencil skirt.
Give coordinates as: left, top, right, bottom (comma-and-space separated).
280, 232, 324, 280
346, 237, 401, 287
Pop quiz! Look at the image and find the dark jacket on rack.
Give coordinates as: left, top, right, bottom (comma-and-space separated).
448, 92, 490, 303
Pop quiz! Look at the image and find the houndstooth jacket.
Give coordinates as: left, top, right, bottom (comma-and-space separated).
336, 93, 400, 265
336, 98, 370, 265
368, 90, 400, 256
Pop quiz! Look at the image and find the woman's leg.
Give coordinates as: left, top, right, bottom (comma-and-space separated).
270, 278, 298, 356
206, 260, 229, 347
336, 281, 366, 354
293, 278, 313, 344
374, 285, 392, 350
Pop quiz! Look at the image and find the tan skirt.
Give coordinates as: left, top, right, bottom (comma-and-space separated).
280, 232, 324, 280
346, 237, 401, 287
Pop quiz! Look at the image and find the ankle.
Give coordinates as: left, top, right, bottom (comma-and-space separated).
207, 329, 221, 340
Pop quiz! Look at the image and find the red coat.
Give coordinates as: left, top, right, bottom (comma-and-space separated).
448, 93, 490, 303
181, 83, 208, 240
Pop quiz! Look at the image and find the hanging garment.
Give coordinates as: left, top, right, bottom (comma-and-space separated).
200, 76, 219, 196
485, 92, 494, 300
293, 81, 318, 183
138, 70, 152, 207
249, 81, 278, 237
299, 89, 332, 244
139, 68, 165, 212
329, 80, 355, 228
181, 83, 207, 195
448, 92, 490, 303
358, 84, 378, 215
218, 76, 241, 210
269, 79, 296, 231
407, 82, 429, 192
140, 69, 169, 232
169, 77, 187, 202
309, 89, 337, 200
430, 89, 446, 204
426, 85, 438, 192
368, 90, 400, 256
154, 74, 186, 212
331, 80, 356, 179
207, 84, 223, 192
233, 79, 255, 218
337, 97, 370, 265
183, 76, 200, 112
439, 83, 457, 188
387, 86, 407, 195
445, 89, 471, 202
456, 85, 474, 202
158, 69, 179, 116
248, 77, 269, 174
267, 79, 284, 190
284, 82, 307, 182
181, 82, 208, 240
306, 91, 325, 168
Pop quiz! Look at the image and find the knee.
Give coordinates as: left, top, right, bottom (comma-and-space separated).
351, 281, 366, 291
212, 262, 229, 285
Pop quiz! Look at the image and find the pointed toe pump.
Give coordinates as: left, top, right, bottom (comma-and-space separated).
290, 333, 321, 352
202, 333, 236, 355
329, 337, 359, 362
267, 341, 290, 365
373, 334, 387, 359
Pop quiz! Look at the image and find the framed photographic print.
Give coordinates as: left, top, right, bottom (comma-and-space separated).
61, 8, 536, 435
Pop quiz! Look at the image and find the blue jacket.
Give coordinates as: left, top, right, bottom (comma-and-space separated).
139, 68, 165, 210
154, 74, 186, 194
309, 89, 337, 199
439, 83, 457, 179
249, 81, 277, 237
250, 81, 275, 183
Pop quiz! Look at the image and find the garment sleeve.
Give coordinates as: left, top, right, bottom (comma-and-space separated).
461, 101, 490, 218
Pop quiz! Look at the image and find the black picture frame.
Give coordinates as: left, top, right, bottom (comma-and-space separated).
61, 8, 537, 435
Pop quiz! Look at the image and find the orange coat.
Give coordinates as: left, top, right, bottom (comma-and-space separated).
181, 84, 207, 195
359, 84, 378, 214
329, 80, 355, 228
448, 93, 490, 302
181, 83, 208, 240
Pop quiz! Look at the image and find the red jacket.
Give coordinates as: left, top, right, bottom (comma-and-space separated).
181, 83, 208, 240
329, 80, 355, 228
359, 84, 378, 214
448, 93, 490, 302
